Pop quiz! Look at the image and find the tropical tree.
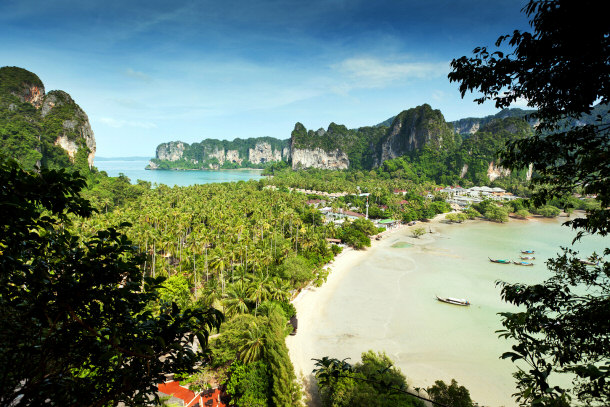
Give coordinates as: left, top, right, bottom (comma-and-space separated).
426, 379, 474, 407
223, 282, 251, 317
449, 0, 610, 405
0, 158, 223, 406
238, 322, 266, 363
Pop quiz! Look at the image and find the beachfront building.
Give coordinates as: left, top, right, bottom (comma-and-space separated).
376, 218, 400, 230
440, 186, 520, 207
321, 207, 366, 224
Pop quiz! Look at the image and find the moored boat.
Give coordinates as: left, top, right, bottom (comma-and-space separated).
489, 257, 511, 264
436, 295, 470, 306
513, 261, 534, 266
520, 256, 535, 260
521, 250, 535, 254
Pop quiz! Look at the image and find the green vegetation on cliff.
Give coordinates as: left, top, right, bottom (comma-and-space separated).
292, 104, 531, 183
150, 137, 290, 170
291, 122, 386, 170
0, 66, 95, 172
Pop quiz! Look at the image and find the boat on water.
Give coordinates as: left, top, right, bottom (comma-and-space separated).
513, 261, 534, 266
489, 257, 511, 264
521, 250, 535, 254
520, 256, 535, 260
436, 295, 470, 306
579, 258, 599, 266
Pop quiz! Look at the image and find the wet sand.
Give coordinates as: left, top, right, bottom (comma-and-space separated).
287, 216, 451, 403
286, 213, 608, 406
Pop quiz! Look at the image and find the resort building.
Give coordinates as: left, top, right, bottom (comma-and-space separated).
439, 186, 520, 207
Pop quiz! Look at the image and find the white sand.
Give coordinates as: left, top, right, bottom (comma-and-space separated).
286, 217, 442, 387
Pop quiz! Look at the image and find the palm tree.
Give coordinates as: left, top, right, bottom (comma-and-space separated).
238, 322, 266, 363
223, 282, 250, 317
247, 275, 272, 312
210, 251, 228, 293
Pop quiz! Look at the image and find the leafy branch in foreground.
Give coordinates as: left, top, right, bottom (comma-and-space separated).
0, 157, 223, 406
450, 0, 610, 405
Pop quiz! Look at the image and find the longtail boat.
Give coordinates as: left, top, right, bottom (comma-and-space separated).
436, 295, 470, 306
521, 250, 535, 254
513, 261, 534, 266
489, 257, 511, 264
520, 256, 535, 260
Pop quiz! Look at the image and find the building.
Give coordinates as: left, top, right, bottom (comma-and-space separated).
157, 381, 227, 407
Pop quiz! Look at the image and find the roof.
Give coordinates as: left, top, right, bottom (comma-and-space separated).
343, 210, 365, 218
158, 381, 227, 407
378, 219, 397, 224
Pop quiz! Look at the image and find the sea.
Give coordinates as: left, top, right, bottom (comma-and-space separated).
306, 218, 608, 406
94, 157, 264, 187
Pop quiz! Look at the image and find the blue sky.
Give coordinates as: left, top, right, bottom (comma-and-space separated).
1, 0, 530, 157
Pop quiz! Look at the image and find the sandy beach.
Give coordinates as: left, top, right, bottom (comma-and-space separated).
286, 216, 444, 401
285, 212, 605, 406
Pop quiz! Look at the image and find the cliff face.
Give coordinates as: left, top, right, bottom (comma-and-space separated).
290, 104, 453, 170
451, 108, 537, 135
151, 137, 290, 169
0, 66, 96, 170
291, 148, 349, 170
43, 91, 96, 168
288, 104, 535, 183
249, 142, 282, 164
376, 104, 454, 164
157, 141, 186, 161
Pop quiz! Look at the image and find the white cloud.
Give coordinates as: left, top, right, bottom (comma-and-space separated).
431, 90, 447, 101
98, 117, 157, 129
124, 68, 152, 82
332, 57, 450, 89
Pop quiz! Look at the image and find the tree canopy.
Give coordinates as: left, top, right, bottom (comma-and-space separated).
449, 1, 610, 405
0, 157, 223, 406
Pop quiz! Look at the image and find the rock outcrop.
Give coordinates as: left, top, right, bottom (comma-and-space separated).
291, 148, 349, 170
451, 108, 537, 135
0, 66, 96, 170
157, 141, 187, 161
487, 161, 511, 181
376, 105, 454, 165
249, 142, 283, 164
151, 137, 290, 169
44, 91, 96, 168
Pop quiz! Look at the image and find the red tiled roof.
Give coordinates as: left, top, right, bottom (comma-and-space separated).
158, 381, 227, 407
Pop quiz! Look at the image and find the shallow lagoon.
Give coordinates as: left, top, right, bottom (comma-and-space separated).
306, 218, 607, 406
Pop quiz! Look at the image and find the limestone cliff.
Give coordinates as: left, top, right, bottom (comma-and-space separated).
451, 108, 537, 135
43, 91, 96, 168
0, 66, 96, 170
249, 142, 283, 164
157, 141, 187, 161
150, 137, 290, 169
376, 104, 454, 165
487, 161, 511, 181
291, 148, 349, 170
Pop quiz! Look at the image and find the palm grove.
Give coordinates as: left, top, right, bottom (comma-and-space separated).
1, 1, 609, 407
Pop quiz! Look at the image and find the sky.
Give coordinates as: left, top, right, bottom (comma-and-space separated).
1, 0, 531, 157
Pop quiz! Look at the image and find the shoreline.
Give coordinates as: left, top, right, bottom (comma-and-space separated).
286, 213, 582, 406
287, 214, 448, 401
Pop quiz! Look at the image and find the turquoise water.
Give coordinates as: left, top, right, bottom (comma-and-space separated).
94, 158, 264, 186
310, 218, 608, 406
